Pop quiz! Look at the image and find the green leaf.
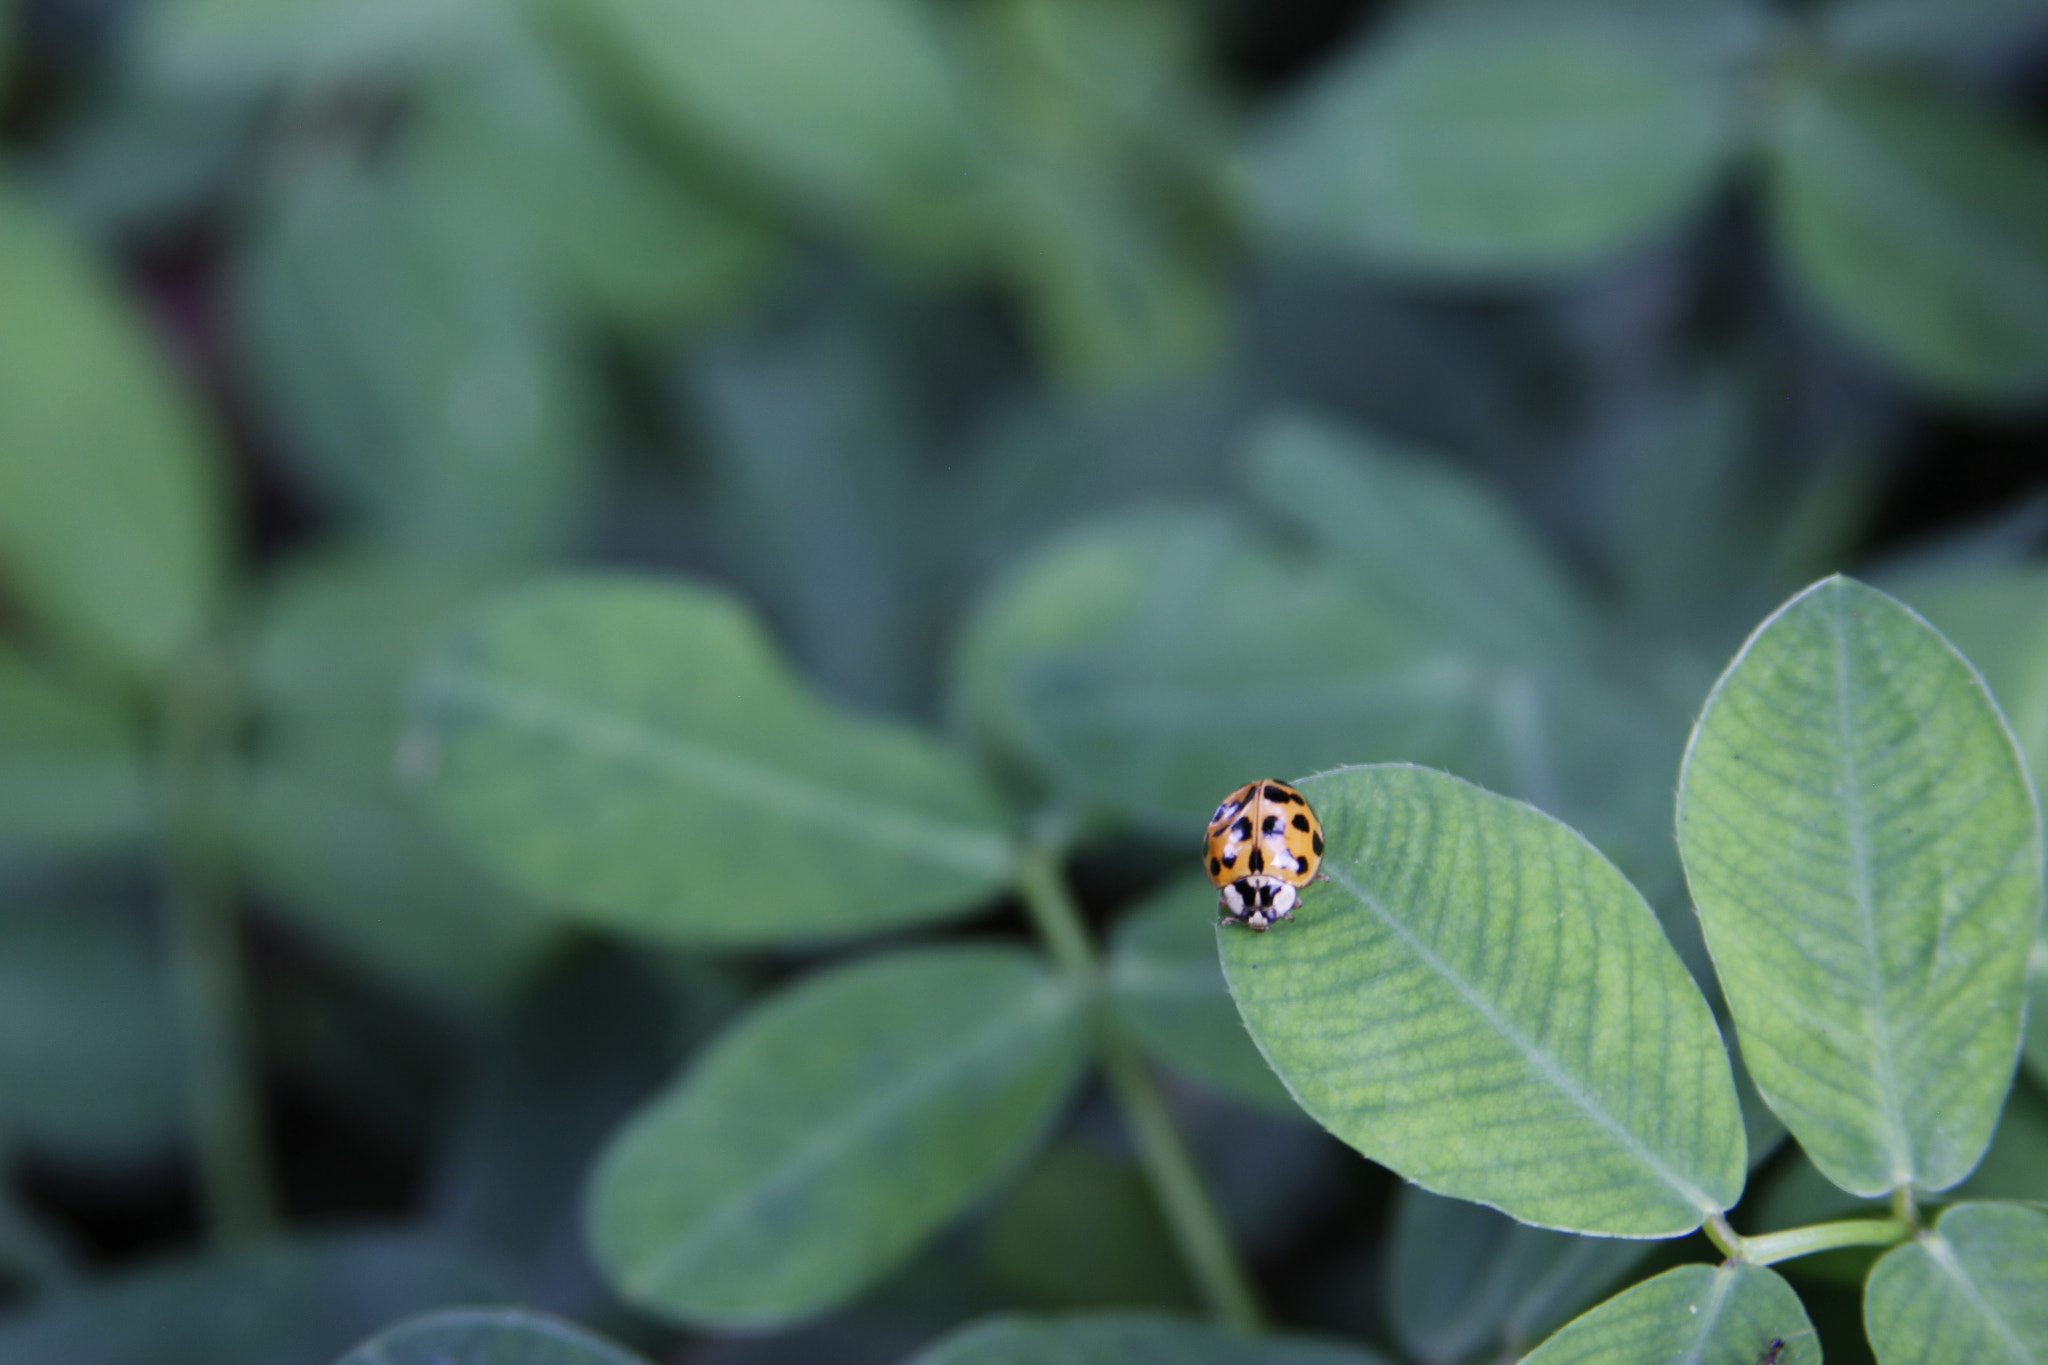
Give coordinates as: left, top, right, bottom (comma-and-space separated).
1765, 71, 2048, 404
978, 1140, 1197, 1311
1249, 0, 1754, 278
904, 1311, 1393, 1365
2030, 948, 2048, 1091
408, 574, 1015, 943
337, 1308, 652, 1365
539, 0, 990, 258
1676, 576, 2044, 1196
0, 181, 226, 677
1222, 764, 1745, 1237
1518, 1262, 1817, 1365
408, 13, 773, 330
0, 1232, 507, 1365
1893, 568, 2048, 799
0, 908, 182, 1156
140, 0, 487, 86
1866, 1203, 2048, 1365
0, 646, 150, 858
1107, 875, 1295, 1114
585, 945, 1087, 1328
234, 157, 596, 564
1386, 1184, 1650, 1365
1820, 0, 2048, 60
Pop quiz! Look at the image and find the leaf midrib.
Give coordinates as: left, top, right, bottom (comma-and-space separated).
1924, 1229, 2041, 1365
420, 664, 1015, 879
1323, 862, 1719, 1218
622, 979, 1076, 1298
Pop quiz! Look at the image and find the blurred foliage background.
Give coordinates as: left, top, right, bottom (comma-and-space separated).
1, 0, 2046, 1359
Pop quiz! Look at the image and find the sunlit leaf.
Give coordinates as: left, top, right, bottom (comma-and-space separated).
1766, 71, 2048, 404
1250, 0, 1756, 277
0, 182, 226, 677
586, 946, 1087, 1328
1224, 764, 1745, 1237
1107, 875, 1294, 1114
408, 575, 1016, 943
1865, 1203, 2048, 1365
336, 1308, 651, 1365
1677, 576, 2043, 1196
1518, 1262, 1816, 1365
904, 1311, 1393, 1365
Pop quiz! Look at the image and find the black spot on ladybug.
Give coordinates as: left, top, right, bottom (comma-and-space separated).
1248, 849, 1264, 873
1209, 856, 1221, 877
1262, 815, 1280, 834
1231, 817, 1251, 839
1292, 813, 1310, 831
1264, 785, 1292, 803
1222, 852, 1237, 869
1312, 831, 1324, 855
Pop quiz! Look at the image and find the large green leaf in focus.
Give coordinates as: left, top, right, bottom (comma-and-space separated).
1386, 1184, 1649, 1365
409, 575, 1015, 942
1249, 0, 1754, 278
1223, 765, 1745, 1237
234, 158, 596, 564
0, 1232, 507, 1365
1107, 875, 1294, 1114
905, 1311, 1392, 1365
0, 183, 225, 677
1765, 71, 2048, 405
337, 1309, 652, 1365
585, 945, 1086, 1328
1677, 576, 2043, 1196
1518, 1263, 1816, 1365
1895, 568, 2048, 796
539, 0, 989, 259
1865, 1203, 2048, 1365
0, 646, 149, 858
0, 908, 181, 1156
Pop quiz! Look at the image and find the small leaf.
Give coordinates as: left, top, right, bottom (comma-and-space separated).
1865, 1203, 2048, 1365
0, 1232, 507, 1365
1249, 0, 1755, 278
1677, 576, 2044, 1196
1223, 764, 1744, 1237
336, 1308, 652, 1365
234, 157, 597, 564
0, 908, 182, 1156
1765, 71, 2048, 404
0, 646, 150, 859
539, 0, 990, 257
409, 575, 1016, 944
1386, 1184, 1649, 1365
585, 945, 1087, 1328
1107, 875, 1295, 1114
1518, 1262, 1816, 1365
904, 1311, 1393, 1365
0, 181, 226, 677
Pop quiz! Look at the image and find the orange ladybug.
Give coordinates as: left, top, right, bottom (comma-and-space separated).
1204, 779, 1324, 931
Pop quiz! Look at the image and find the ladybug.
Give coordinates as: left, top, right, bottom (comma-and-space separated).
1204, 779, 1325, 931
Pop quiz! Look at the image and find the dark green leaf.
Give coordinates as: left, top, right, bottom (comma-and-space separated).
1518, 1263, 1816, 1365
234, 157, 596, 563
1386, 1184, 1649, 1365
409, 575, 1016, 944
1766, 71, 2048, 404
1223, 764, 1745, 1237
904, 1311, 1393, 1365
586, 945, 1087, 1328
337, 1308, 652, 1365
0, 182, 226, 677
1865, 1203, 2048, 1365
0, 646, 149, 859
1250, 0, 1754, 277
1107, 875, 1294, 1113
0, 907, 182, 1156
0, 1232, 508, 1365
978, 1140, 1197, 1311
1677, 576, 2043, 1196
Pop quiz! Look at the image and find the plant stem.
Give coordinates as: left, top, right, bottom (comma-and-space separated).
1705, 1211, 1910, 1267
1016, 846, 1266, 1331
160, 639, 276, 1246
